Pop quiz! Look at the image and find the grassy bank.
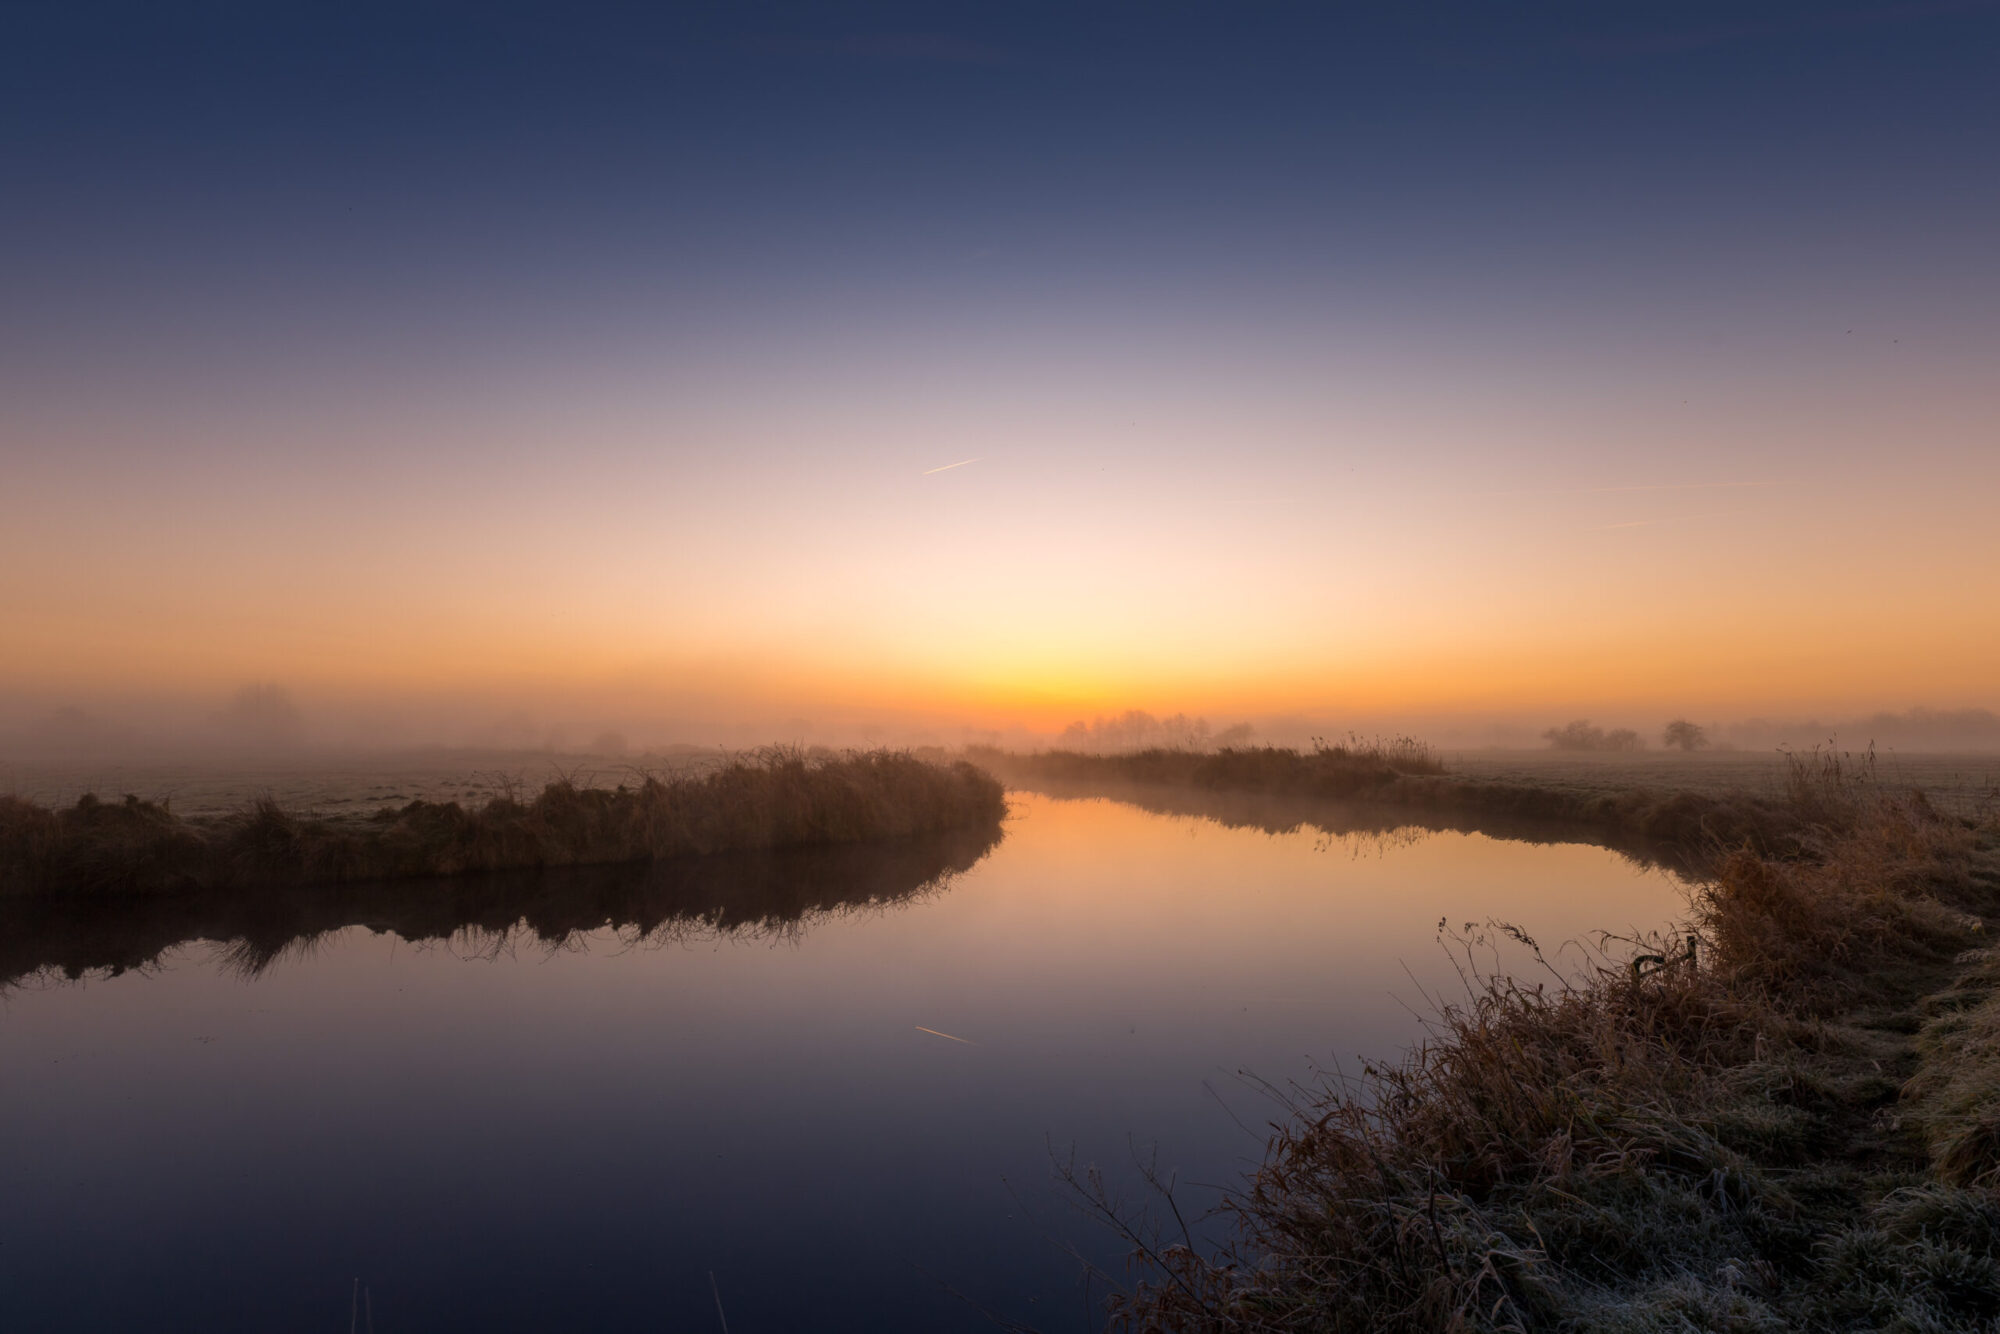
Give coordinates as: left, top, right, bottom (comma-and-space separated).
0, 749, 1005, 897
1065, 753, 2000, 1330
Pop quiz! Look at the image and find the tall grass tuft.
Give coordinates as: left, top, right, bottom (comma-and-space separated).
0, 749, 1005, 898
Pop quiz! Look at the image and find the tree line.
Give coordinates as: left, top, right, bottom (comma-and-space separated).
1543, 719, 1711, 752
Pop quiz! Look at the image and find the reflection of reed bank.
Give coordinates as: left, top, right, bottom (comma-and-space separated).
0, 821, 1005, 987
994, 774, 1687, 870
967, 745, 1890, 879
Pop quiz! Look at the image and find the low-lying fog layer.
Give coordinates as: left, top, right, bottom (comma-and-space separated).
6, 688, 2000, 768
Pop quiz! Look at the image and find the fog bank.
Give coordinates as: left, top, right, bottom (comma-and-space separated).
5, 687, 1999, 768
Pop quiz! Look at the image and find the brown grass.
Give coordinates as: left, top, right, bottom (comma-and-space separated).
0, 749, 1006, 898
1072, 747, 2000, 1331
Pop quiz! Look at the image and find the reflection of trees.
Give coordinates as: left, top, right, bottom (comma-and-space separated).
0, 822, 1004, 989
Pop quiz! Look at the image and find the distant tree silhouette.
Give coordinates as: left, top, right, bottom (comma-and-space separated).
1543, 720, 1605, 750
1662, 719, 1710, 752
1059, 710, 1192, 753
1543, 720, 1644, 752
1057, 710, 1249, 753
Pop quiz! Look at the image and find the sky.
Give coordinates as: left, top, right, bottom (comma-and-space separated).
4, 1, 1998, 748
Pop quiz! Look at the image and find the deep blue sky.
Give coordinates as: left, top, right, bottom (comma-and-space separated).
10, 1, 1997, 325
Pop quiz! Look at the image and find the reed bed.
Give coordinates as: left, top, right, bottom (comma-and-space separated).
1086, 749, 2000, 1331
0, 749, 1005, 897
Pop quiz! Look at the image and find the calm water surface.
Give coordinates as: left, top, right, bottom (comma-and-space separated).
1, 793, 1685, 1332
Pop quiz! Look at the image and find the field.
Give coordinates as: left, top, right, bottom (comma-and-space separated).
0, 747, 732, 820
1447, 748, 2000, 819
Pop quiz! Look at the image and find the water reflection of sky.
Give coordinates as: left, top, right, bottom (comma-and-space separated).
0, 793, 1686, 1331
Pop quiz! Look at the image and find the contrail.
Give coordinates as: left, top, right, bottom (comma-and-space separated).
922, 457, 982, 475
709, 1271, 729, 1334
915, 1025, 978, 1045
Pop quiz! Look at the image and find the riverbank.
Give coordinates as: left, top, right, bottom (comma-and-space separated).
967, 743, 1959, 869
1022, 750, 2000, 1329
0, 750, 1006, 897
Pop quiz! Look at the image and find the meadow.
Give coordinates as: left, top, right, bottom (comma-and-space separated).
1449, 747, 2000, 820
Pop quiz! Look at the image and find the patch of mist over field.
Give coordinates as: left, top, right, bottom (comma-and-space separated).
0, 684, 1052, 766
4, 687, 2000, 770
1288, 711, 2000, 756
1719, 709, 2000, 754
1065, 708, 2000, 757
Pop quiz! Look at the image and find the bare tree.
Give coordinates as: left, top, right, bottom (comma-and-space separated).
1543, 720, 1605, 750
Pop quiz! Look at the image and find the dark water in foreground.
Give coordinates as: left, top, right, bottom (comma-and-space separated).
0, 793, 1686, 1332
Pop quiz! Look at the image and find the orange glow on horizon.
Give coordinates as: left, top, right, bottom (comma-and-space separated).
5, 294, 1996, 744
